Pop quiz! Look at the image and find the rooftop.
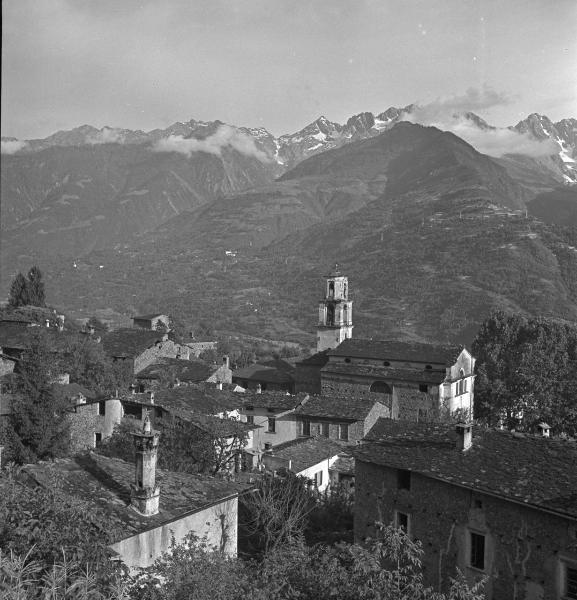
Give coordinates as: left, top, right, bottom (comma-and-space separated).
295, 394, 387, 421
52, 382, 97, 401
232, 363, 294, 385
188, 413, 258, 438
133, 313, 167, 321
328, 338, 463, 365
321, 362, 447, 385
239, 391, 310, 412
268, 436, 345, 473
136, 358, 216, 383
23, 453, 247, 541
295, 350, 330, 367
355, 419, 577, 520
101, 328, 167, 359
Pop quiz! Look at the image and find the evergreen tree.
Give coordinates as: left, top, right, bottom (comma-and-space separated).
26, 265, 46, 307
7, 272, 30, 308
9, 330, 71, 463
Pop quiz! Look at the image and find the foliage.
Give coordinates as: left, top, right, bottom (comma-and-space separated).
472, 311, 577, 434
239, 472, 316, 556
56, 335, 132, 396
98, 415, 248, 476
8, 330, 71, 463
0, 464, 125, 592
129, 524, 486, 600
7, 266, 46, 308
305, 486, 354, 545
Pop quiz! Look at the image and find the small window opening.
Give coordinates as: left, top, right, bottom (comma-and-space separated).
425, 365, 432, 370
469, 532, 486, 570
395, 511, 409, 532
344, 358, 351, 363
98, 401, 106, 416
397, 469, 411, 490
94, 432, 102, 447
383, 361, 390, 366
419, 384, 428, 393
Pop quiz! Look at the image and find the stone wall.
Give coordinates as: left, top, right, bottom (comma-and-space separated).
110, 496, 238, 570
134, 340, 187, 374
354, 460, 577, 599
0, 356, 16, 377
68, 398, 124, 451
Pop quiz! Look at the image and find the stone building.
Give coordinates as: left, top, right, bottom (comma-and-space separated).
23, 420, 246, 569
132, 313, 170, 331
294, 394, 390, 443
353, 418, 577, 599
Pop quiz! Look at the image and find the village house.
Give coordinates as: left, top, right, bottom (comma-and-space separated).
353, 418, 577, 599
132, 313, 170, 331
232, 358, 296, 394
294, 394, 390, 443
261, 435, 346, 493
22, 417, 247, 569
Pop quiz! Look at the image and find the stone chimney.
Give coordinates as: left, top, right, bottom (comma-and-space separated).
256, 383, 262, 394
130, 410, 161, 516
455, 422, 473, 452
537, 422, 551, 438
223, 355, 230, 369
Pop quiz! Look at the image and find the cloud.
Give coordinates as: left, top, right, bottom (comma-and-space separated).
154, 124, 271, 162
87, 127, 125, 144
1, 139, 28, 154
402, 87, 559, 158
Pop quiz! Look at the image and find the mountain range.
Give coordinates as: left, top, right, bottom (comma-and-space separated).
1, 107, 576, 346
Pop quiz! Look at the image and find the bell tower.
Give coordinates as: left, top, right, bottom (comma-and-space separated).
317, 264, 353, 352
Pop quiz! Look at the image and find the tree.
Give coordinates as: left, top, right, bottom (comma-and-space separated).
472, 311, 577, 434
8, 330, 71, 463
7, 272, 30, 308
26, 266, 46, 307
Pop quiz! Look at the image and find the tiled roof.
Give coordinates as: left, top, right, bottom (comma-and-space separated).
101, 329, 166, 359
136, 358, 216, 382
329, 454, 355, 475
321, 362, 446, 385
188, 414, 258, 437
232, 363, 294, 385
52, 382, 97, 400
239, 391, 310, 411
268, 436, 345, 473
296, 350, 330, 367
147, 386, 244, 417
22, 453, 247, 541
295, 394, 386, 421
328, 339, 462, 365
355, 419, 577, 519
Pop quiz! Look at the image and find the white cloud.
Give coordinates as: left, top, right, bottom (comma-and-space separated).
87, 127, 125, 144
154, 124, 271, 162
402, 87, 559, 158
1, 139, 28, 154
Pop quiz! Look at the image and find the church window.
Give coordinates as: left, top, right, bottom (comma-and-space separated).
327, 305, 335, 326
328, 282, 335, 298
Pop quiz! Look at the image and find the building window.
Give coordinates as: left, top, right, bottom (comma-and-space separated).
94, 432, 102, 447
301, 420, 311, 436
425, 365, 432, 370
563, 561, 577, 600
344, 358, 351, 363
338, 423, 349, 441
383, 361, 390, 366
320, 422, 329, 437
246, 415, 254, 425
457, 378, 468, 396
98, 401, 106, 416
267, 417, 276, 433
397, 469, 411, 490
315, 471, 323, 487
394, 510, 410, 534
469, 532, 486, 571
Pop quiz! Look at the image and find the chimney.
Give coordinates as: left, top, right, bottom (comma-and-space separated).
223, 355, 230, 369
455, 422, 473, 452
537, 422, 551, 438
216, 381, 223, 390
256, 383, 262, 394
45, 319, 50, 328
130, 410, 160, 516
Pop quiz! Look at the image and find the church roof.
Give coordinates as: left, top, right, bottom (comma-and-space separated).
355, 419, 577, 520
321, 362, 447, 385
328, 339, 462, 365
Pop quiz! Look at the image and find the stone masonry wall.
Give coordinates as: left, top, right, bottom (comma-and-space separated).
134, 340, 186, 374
354, 460, 577, 600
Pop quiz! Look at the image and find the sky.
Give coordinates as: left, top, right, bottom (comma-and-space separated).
2, 0, 576, 140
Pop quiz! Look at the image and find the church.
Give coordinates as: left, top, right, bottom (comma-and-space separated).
295, 266, 475, 421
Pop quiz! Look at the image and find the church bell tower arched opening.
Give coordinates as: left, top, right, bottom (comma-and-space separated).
317, 264, 353, 352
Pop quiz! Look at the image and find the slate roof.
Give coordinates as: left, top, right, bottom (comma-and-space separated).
52, 382, 97, 400
22, 453, 247, 541
268, 436, 345, 473
232, 363, 294, 385
136, 358, 216, 383
295, 394, 386, 421
295, 350, 330, 367
329, 454, 355, 475
239, 391, 310, 412
321, 362, 447, 385
355, 418, 577, 520
188, 414, 258, 437
328, 339, 462, 365
101, 329, 166, 359
145, 386, 244, 418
